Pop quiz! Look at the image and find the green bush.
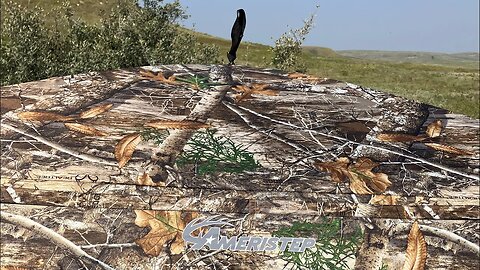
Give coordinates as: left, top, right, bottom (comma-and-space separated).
0, 0, 219, 86
270, 13, 315, 72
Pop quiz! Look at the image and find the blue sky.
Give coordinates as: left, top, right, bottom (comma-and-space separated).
168, 0, 479, 53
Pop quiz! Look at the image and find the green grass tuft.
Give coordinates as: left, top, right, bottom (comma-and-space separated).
273, 219, 363, 270
142, 129, 260, 175
177, 129, 260, 175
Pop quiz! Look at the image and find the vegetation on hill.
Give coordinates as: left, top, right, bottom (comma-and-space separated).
1, 0, 219, 86
1, 0, 478, 118
338, 50, 479, 69
270, 11, 316, 72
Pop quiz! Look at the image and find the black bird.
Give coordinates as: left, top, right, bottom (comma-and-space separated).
228, 9, 246, 65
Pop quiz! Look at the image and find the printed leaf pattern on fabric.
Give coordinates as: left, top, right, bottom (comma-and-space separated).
233, 84, 279, 103
18, 104, 112, 136
424, 143, 474, 156
140, 70, 178, 85
377, 119, 443, 142
64, 123, 108, 136
369, 195, 400, 205
79, 103, 113, 119
134, 210, 199, 256
402, 221, 427, 270
314, 157, 391, 195
376, 119, 474, 156
115, 133, 142, 168
425, 120, 442, 138
17, 111, 76, 122
313, 157, 350, 183
377, 133, 427, 142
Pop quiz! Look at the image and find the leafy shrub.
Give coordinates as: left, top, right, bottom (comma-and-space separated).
0, 0, 219, 86
1, 3, 51, 85
270, 13, 315, 72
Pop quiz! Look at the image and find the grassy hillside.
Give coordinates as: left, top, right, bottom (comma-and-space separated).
303, 46, 340, 58
4, 0, 479, 118
338, 50, 479, 69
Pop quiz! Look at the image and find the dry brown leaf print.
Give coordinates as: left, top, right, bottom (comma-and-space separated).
313, 157, 350, 183
233, 84, 279, 103
402, 221, 427, 270
145, 120, 210, 130
377, 120, 442, 143
251, 83, 278, 96
350, 157, 379, 171
349, 157, 392, 194
140, 70, 178, 85
232, 85, 254, 100
369, 195, 400, 205
64, 123, 108, 136
368, 195, 406, 218
314, 157, 391, 195
235, 91, 253, 103
426, 120, 442, 138
18, 111, 76, 122
115, 133, 142, 168
79, 103, 113, 119
233, 84, 255, 92
377, 133, 427, 142
424, 143, 474, 156
234, 83, 278, 95
134, 210, 199, 256
349, 177, 375, 194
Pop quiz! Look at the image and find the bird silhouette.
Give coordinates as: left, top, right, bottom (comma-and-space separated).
228, 9, 246, 65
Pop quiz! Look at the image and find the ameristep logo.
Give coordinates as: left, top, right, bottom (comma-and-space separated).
182, 216, 316, 252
